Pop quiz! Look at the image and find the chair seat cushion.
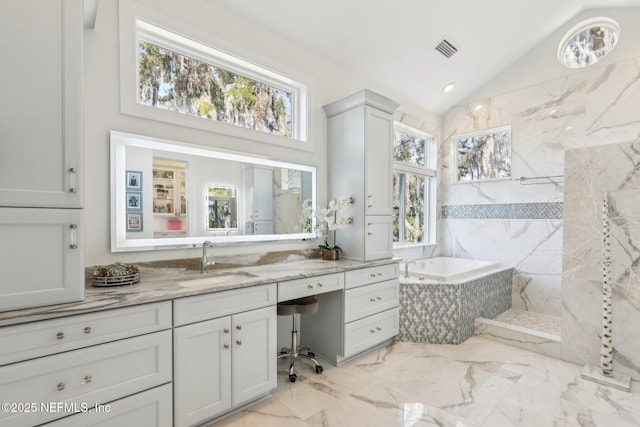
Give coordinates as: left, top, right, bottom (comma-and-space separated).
277, 296, 319, 316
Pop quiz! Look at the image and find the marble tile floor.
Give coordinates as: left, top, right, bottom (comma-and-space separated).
209, 337, 640, 427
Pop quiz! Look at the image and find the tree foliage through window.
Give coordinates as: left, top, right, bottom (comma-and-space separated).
138, 41, 292, 137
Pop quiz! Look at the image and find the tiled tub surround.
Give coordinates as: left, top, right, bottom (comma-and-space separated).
398, 266, 512, 344
563, 142, 640, 382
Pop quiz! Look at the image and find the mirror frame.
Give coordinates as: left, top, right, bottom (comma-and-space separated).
110, 131, 317, 252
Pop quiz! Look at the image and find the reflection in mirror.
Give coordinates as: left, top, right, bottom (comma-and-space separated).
153, 159, 187, 237
110, 131, 316, 251
208, 186, 237, 231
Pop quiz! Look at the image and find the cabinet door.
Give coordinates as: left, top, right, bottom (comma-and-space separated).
364, 216, 393, 261
232, 306, 277, 407
364, 106, 393, 216
0, 208, 84, 312
42, 384, 173, 427
0, 0, 83, 208
174, 317, 232, 427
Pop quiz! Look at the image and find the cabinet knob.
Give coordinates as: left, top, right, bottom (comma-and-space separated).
377, 272, 382, 276
370, 273, 376, 278
82, 375, 93, 384
317, 283, 323, 287
83, 326, 92, 334
57, 382, 65, 391
236, 340, 242, 346
69, 243, 78, 249
370, 329, 376, 334
223, 328, 229, 334
236, 325, 242, 330
376, 327, 382, 331
69, 187, 77, 194
223, 344, 230, 349
56, 332, 65, 340
370, 298, 376, 302
307, 284, 314, 289
69, 167, 77, 173
376, 296, 382, 301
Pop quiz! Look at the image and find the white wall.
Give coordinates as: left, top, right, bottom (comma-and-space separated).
84, 0, 433, 265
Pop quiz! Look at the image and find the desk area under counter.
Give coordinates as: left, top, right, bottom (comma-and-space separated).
0, 257, 399, 427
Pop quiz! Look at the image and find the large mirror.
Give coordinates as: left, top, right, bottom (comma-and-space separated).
110, 131, 316, 251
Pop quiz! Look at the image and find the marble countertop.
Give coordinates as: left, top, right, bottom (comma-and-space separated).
0, 256, 399, 327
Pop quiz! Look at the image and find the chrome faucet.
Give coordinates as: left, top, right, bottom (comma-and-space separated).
404, 260, 417, 278
201, 241, 215, 273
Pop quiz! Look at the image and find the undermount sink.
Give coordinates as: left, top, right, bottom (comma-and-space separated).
178, 271, 258, 288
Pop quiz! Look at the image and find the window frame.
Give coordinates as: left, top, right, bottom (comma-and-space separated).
392, 123, 437, 247
119, 1, 310, 150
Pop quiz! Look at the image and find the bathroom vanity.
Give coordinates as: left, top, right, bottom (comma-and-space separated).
0, 257, 399, 427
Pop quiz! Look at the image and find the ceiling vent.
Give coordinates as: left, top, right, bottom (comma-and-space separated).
434, 39, 458, 59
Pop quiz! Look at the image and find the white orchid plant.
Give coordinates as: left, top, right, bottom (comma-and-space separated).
314, 195, 355, 252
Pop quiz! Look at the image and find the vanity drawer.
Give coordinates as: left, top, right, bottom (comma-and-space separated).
345, 263, 399, 289
0, 301, 172, 366
343, 307, 399, 358
43, 384, 172, 427
344, 279, 399, 323
174, 283, 277, 326
277, 273, 344, 302
0, 330, 172, 427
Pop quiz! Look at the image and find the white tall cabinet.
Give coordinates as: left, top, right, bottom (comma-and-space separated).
0, 0, 84, 311
324, 90, 398, 261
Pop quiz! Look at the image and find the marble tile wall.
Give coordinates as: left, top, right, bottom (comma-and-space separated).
439, 55, 640, 318
563, 142, 640, 381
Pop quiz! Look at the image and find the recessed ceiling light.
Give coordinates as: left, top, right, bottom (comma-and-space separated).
474, 104, 483, 111
558, 17, 620, 68
565, 125, 573, 130
442, 83, 455, 93
549, 109, 558, 115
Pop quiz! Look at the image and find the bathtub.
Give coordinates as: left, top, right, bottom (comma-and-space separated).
398, 257, 512, 344
403, 256, 500, 282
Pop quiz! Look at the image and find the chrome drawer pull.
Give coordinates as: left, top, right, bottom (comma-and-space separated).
83, 326, 92, 334
56, 332, 65, 340
57, 382, 65, 391
83, 375, 93, 384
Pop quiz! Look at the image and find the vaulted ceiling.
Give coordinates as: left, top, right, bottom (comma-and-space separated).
211, 0, 640, 115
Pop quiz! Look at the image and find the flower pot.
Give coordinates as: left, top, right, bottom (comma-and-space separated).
322, 249, 340, 261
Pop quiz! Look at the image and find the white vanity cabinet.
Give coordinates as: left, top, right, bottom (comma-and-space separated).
301, 263, 400, 365
173, 284, 277, 427
0, 302, 173, 427
324, 90, 398, 261
0, 208, 84, 312
0, 0, 84, 312
0, 0, 83, 208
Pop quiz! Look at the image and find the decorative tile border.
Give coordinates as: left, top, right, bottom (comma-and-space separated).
441, 202, 563, 220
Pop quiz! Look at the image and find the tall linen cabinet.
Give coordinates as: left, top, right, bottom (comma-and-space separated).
0, 0, 84, 311
323, 90, 398, 261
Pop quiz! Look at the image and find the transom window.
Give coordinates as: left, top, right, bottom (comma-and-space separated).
392, 123, 437, 245
135, 20, 307, 141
